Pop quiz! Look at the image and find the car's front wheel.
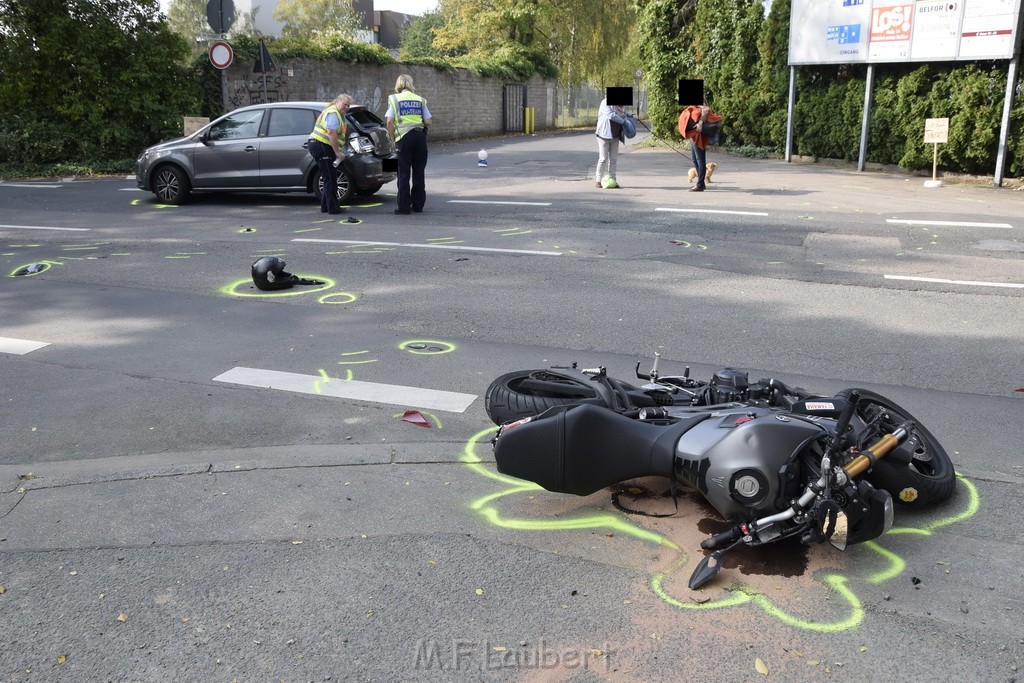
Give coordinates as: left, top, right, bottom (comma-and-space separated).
315, 166, 354, 205
152, 165, 190, 204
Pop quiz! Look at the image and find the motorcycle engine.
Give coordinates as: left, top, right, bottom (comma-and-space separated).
709, 368, 749, 404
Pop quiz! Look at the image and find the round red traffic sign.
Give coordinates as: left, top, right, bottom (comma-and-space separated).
209, 41, 233, 69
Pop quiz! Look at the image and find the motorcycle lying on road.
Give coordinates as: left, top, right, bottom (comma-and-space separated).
485, 355, 956, 589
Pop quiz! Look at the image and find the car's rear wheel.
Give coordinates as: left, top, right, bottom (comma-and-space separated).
152, 165, 190, 204
315, 166, 354, 205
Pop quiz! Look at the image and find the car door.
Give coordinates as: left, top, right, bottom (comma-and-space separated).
260, 107, 318, 188
192, 109, 265, 188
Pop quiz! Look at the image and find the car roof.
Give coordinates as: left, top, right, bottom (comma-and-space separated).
233, 101, 369, 111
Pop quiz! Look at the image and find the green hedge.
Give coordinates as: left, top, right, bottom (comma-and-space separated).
635, 0, 1024, 177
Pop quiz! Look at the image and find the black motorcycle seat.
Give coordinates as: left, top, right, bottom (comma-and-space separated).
494, 404, 709, 496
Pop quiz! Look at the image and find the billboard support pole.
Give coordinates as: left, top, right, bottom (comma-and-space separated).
785, 65, 796, 162
857, 64, 875, 172
994, 54, 1018, 188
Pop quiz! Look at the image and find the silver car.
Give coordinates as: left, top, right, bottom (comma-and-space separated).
135, 101, 396, 205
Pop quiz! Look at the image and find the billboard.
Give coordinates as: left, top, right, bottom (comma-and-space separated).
789, 0, 1024, 64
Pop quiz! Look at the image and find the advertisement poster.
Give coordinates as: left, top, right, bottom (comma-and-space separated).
911, 0, 961, 60
959, 0, 1019, 57
789, 0, 1022, 64
868, 0, 916, 60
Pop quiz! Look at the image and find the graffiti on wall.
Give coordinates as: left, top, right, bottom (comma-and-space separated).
228, 73, 291, 108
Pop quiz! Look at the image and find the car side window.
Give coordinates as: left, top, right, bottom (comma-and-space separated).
267, 108, 316, 137
208, 110, 264, 141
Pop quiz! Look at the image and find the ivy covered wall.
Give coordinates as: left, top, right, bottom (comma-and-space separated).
634, 0, 1024, 177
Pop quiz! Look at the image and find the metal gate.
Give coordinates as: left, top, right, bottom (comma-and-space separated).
502, 84, 527, 133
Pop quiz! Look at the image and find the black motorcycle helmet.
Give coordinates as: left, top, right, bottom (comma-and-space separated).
251, 256, 295, 291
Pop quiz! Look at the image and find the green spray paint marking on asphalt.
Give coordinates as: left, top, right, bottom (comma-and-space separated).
219, 276, 335, 297
318, 292, 358, 304
460, 425, 979, 632
399, 340, 456, 355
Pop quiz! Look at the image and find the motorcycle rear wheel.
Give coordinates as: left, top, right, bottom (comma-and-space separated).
838, 388, 956, 507
485, 369, 598, 425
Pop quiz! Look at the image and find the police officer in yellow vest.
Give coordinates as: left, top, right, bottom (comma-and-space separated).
386, 75, 432, 214
308, 93, 352, 214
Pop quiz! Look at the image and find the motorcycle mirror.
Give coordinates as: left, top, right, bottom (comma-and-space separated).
828, 511, 849, 551
688, 552, 722, 590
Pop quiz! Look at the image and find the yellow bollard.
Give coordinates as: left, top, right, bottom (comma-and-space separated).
524, 107, 535, 135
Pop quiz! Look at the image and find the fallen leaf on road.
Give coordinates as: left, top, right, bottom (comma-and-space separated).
117, 613, 128, 622
755, 657, 769, 675
475, 588, 485, 595
57, 655, 66, 665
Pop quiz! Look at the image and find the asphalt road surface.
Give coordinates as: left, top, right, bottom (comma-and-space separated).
1, 130, 1022, 682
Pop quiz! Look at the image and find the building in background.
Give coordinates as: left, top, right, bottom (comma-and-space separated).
227, 0, 414, 50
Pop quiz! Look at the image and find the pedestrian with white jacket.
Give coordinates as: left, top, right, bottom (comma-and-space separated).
594, 98, 626, 188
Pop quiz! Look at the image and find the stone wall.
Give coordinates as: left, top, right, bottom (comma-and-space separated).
222, 61, 557, 141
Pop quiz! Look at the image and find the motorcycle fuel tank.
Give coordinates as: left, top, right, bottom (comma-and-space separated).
673, 411, 823, 519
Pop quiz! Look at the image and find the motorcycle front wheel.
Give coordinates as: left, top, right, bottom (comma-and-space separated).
484, 369, 599, 425
838, 388, 956, 507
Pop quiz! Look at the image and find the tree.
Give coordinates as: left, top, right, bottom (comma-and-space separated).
274, 0, 360, 40
167, 0, 262, 56
167, 0, 208, 49
399, 11, 453, 60
431, 0, 636, 84
0, 0, 199, 163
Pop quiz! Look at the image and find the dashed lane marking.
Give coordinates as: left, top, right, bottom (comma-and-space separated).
213, 366, 478, 413
884, 274, 1024, 289
0, 337, 50, 355
655, 207, 769, 216
292, 238, 561, 256
0, 224, 90, 232
886, 219, 1014, 229
448, 200, 552, 206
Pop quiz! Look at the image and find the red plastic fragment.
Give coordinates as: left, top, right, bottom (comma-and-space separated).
401, 410, 431, 427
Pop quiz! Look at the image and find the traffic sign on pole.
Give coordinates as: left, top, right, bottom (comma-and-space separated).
206, 0, 234, 34
209, 41, 233, 69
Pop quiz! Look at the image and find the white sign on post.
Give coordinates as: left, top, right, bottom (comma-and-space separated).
923, 117, 949, 186
924, 117, 949, 143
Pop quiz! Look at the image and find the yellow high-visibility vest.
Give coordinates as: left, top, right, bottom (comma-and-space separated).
389, 92, 426, 141
310, 104, 347, 145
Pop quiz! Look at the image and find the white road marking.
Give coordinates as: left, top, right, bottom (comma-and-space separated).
119, 187, 145, 191
656, 207, 769, 216
0, 337, 50, 355
293, 238, 561, 256
886, 219, 1014, 229
448, 200, 552, 206
0, 182, 64, 189
0, 224, 89, 232
213, 366, 478, 413
884, 274, 1024, 289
